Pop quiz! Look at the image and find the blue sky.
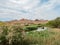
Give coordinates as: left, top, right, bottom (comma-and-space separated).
0, 0, 60, 21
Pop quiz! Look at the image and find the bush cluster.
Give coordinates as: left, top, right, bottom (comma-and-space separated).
47, 17, 60, 28
23, 26, 38, 31
0, 26, 29, 45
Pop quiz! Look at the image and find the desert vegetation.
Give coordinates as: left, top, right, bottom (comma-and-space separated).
0, 17, 60, 45
47, 17, 60, 28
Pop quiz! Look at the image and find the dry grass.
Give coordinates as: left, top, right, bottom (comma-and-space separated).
25, 28, 60, 45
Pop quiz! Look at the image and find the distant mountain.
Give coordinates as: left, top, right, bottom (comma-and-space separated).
6, 18, 48, 26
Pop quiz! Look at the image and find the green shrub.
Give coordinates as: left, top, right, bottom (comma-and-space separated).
23, 26, 38, 31
47, 17, 60, 28
0, 26, 9, 45
0, 26, 29, 45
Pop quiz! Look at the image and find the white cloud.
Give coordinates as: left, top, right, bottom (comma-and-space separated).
0, 0, 60, 21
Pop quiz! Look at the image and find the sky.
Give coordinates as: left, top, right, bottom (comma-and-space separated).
0, 0, 60, 21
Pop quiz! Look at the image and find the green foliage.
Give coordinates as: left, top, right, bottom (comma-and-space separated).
37, 24, 42, 27
0, 25, 60, 45
23, 26, 38, 31
25, 30, 58, 45
23, 24, 45, 31
47, 17, 60, 28
0, 26, 9, 45
0, 26, 29, 45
